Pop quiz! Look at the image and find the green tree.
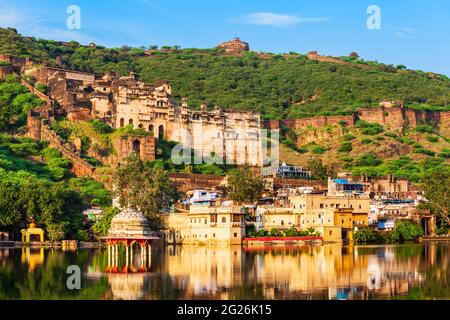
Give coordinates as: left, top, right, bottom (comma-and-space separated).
92, 207, 120, 238
307, 158, 337, 181
421, 171, 450, 228
227, 165, 266, 203
388, 220, 423, 243
354, 228, 385, 244
113, 153, 179, 228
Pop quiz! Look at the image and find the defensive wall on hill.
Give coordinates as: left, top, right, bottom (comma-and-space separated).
262, 108, 449, 132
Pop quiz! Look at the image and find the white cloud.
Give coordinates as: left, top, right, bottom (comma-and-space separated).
0, 2, 97, 44
234, 12, 329, 28
387, 26, 415, 38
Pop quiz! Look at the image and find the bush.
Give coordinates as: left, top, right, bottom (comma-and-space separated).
312, 145, 326, 154
338, 141, 353, 153
361, 138, 372, 145
413, 147, 435, 156
269, 228, 282, 237
91, 120, 113, 134
354, 153, 382, 167
356, 120, 383, 135
354, 228, 385, 244
246, 224, 257, 237
427, 135, 439, 143
415, 125, 434, 133
343, 134, 356, 141
387, 221, 423, 243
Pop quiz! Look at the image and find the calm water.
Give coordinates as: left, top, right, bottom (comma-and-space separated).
0, 243, 449, 300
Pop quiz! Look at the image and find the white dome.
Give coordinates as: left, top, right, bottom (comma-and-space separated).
107, 208, 154, 239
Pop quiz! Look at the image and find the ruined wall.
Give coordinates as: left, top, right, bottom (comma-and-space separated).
40, 123, 95, 177
0, 66, 13, 80
20, 79, 52, 108
27, 114, 95, 177
112, 135, 156, 166
262, 115, 354, 130
169, 173, 226, 193
358, 107, 448, 131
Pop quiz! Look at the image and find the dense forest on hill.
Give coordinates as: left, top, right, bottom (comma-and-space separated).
1, 27, 450, 119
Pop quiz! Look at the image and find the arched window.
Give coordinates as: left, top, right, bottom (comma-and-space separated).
129, 119, 133, 126
132, 139, 141, 156
222, 217, 226, 223
119, 118, 125, 127
149, 124, 154, 135
158, 125, 164, 139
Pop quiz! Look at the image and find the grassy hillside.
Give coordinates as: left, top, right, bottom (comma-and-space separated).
1, 27, 450, 119
280, 121, 450, 182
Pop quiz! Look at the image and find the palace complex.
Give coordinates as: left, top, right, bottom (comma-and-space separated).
25, 66, 263, 166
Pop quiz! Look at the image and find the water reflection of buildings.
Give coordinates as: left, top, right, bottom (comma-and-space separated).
164, 246, 243, 299
84, 243, 444, 300
161, 244, 432, 300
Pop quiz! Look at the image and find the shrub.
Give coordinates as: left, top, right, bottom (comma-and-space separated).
341, 156, 354, 163
91, 120, 113, 134
343, 134, 356, 141
438, 148, 450, 159
338, 141, 353, 153
269, 228, 283, 237
427, 135, 439, 143
246, 224, 257, 237
413, 148, 435, 156
312, 145, 326, 154
356, 120, 384, 135
361, 138, 372, 145
354, 228, 385, 244
415, 125, 434, 133
387, 220, 423, 243
354, 153, 382, 167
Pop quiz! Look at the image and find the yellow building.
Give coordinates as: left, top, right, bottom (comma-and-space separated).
164, 205, 246, 245
257, 206, 297, 230
333, 208, 369, 242
290, 193, 370, 241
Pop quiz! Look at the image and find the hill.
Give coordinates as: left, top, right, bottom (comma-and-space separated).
1, 27, 450, 120
279, 121, 450, 182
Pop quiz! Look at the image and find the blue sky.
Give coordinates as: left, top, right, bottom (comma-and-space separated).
1, 0, 449, 75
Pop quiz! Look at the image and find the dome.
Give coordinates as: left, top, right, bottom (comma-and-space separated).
106, 208, 157, 239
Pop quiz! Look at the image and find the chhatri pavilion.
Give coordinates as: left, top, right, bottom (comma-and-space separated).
102, 208, 159, 273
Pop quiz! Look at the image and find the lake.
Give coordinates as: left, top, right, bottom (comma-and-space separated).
0, 243, 448, 300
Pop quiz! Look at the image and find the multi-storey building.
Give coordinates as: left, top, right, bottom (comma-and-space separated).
29, 67, 263, 166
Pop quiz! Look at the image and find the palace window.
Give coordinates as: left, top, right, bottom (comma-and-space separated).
234, 233, 237, 238
222, 217, 226, 223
